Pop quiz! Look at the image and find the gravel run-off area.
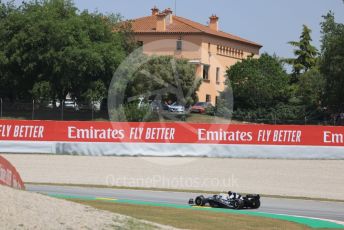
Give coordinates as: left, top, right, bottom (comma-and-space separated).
0, 185, 178, 230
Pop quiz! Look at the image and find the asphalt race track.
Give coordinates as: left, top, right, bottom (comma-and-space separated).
27, 184, 344, 223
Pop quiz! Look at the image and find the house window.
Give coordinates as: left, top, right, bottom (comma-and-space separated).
206, 94, 211, 103
215, 96, 219, 106
216, 67, 220, 84
176, 40, 182, 51
203, 65, 210, 81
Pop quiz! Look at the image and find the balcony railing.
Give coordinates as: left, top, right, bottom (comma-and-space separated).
217, 45, 244, 59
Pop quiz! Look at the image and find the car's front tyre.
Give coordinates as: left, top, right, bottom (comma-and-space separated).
195, 196, 205, 206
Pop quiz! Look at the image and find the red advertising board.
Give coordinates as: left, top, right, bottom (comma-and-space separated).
0, 155, 25, 190
0, 120, 343, 146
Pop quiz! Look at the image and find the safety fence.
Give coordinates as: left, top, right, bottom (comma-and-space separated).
0, 99, 108, 121
1, 98, 343, 125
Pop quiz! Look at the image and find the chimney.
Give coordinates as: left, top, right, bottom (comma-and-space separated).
156, 13, 166, 32
163, 8, 173, 25
209, 14, 219, 31
151, 6, 159, 16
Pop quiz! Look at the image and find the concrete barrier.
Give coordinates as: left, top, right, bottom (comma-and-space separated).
0, 155, 25, 189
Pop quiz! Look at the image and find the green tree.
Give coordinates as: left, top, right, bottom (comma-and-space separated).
109, 54, 201, 121
226, 54, 290, 111
320, 12, 344, 113
286, 25, 318, 80
297, 68, 324, 110
294, 68, 325, 121
0, 0, 132, 104
31, 81, 53, 101
122, 55, 201, 106
0, 0, 16, 99
82, 80, 106, 103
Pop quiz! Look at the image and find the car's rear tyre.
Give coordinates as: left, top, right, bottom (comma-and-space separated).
233, 200, 244, 209
195, 196, 205, 206
251, 200, 260, 209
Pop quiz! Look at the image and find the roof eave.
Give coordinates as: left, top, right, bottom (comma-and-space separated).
133, 31, 263, 48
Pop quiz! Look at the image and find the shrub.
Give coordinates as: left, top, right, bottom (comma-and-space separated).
110, 103, 158, 122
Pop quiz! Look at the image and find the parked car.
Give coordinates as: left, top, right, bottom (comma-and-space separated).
63, 99, 79, 111
46, 100, 61, 109
161, 102, 170, 111
191, 102, 213, 113
167, 102, 185, 113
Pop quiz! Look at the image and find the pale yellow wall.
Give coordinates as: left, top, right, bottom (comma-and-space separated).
196, 35, 260, 105
134, 34, 202, 60
134, 33, 260, 105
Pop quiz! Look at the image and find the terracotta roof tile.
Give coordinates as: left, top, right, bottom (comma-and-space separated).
131, 15, 262, 47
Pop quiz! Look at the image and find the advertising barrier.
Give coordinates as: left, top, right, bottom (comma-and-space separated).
0, 120, 343, 158
0, 155, 25, 189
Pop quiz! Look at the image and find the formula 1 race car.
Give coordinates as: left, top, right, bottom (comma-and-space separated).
188, 192, 261, 210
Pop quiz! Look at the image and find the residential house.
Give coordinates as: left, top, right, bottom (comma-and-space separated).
131, 7, 262, 105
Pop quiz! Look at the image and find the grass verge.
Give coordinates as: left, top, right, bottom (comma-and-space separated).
71, 199, 319, 230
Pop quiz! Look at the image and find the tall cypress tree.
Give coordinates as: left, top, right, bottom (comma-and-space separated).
286, 25, 318, 80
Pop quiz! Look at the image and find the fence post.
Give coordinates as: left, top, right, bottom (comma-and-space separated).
61, 100, 64, 120
0, 98, 2, 118
32, 100, 35, 120
272, 113, 277, 125
91, 101, 94, 121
